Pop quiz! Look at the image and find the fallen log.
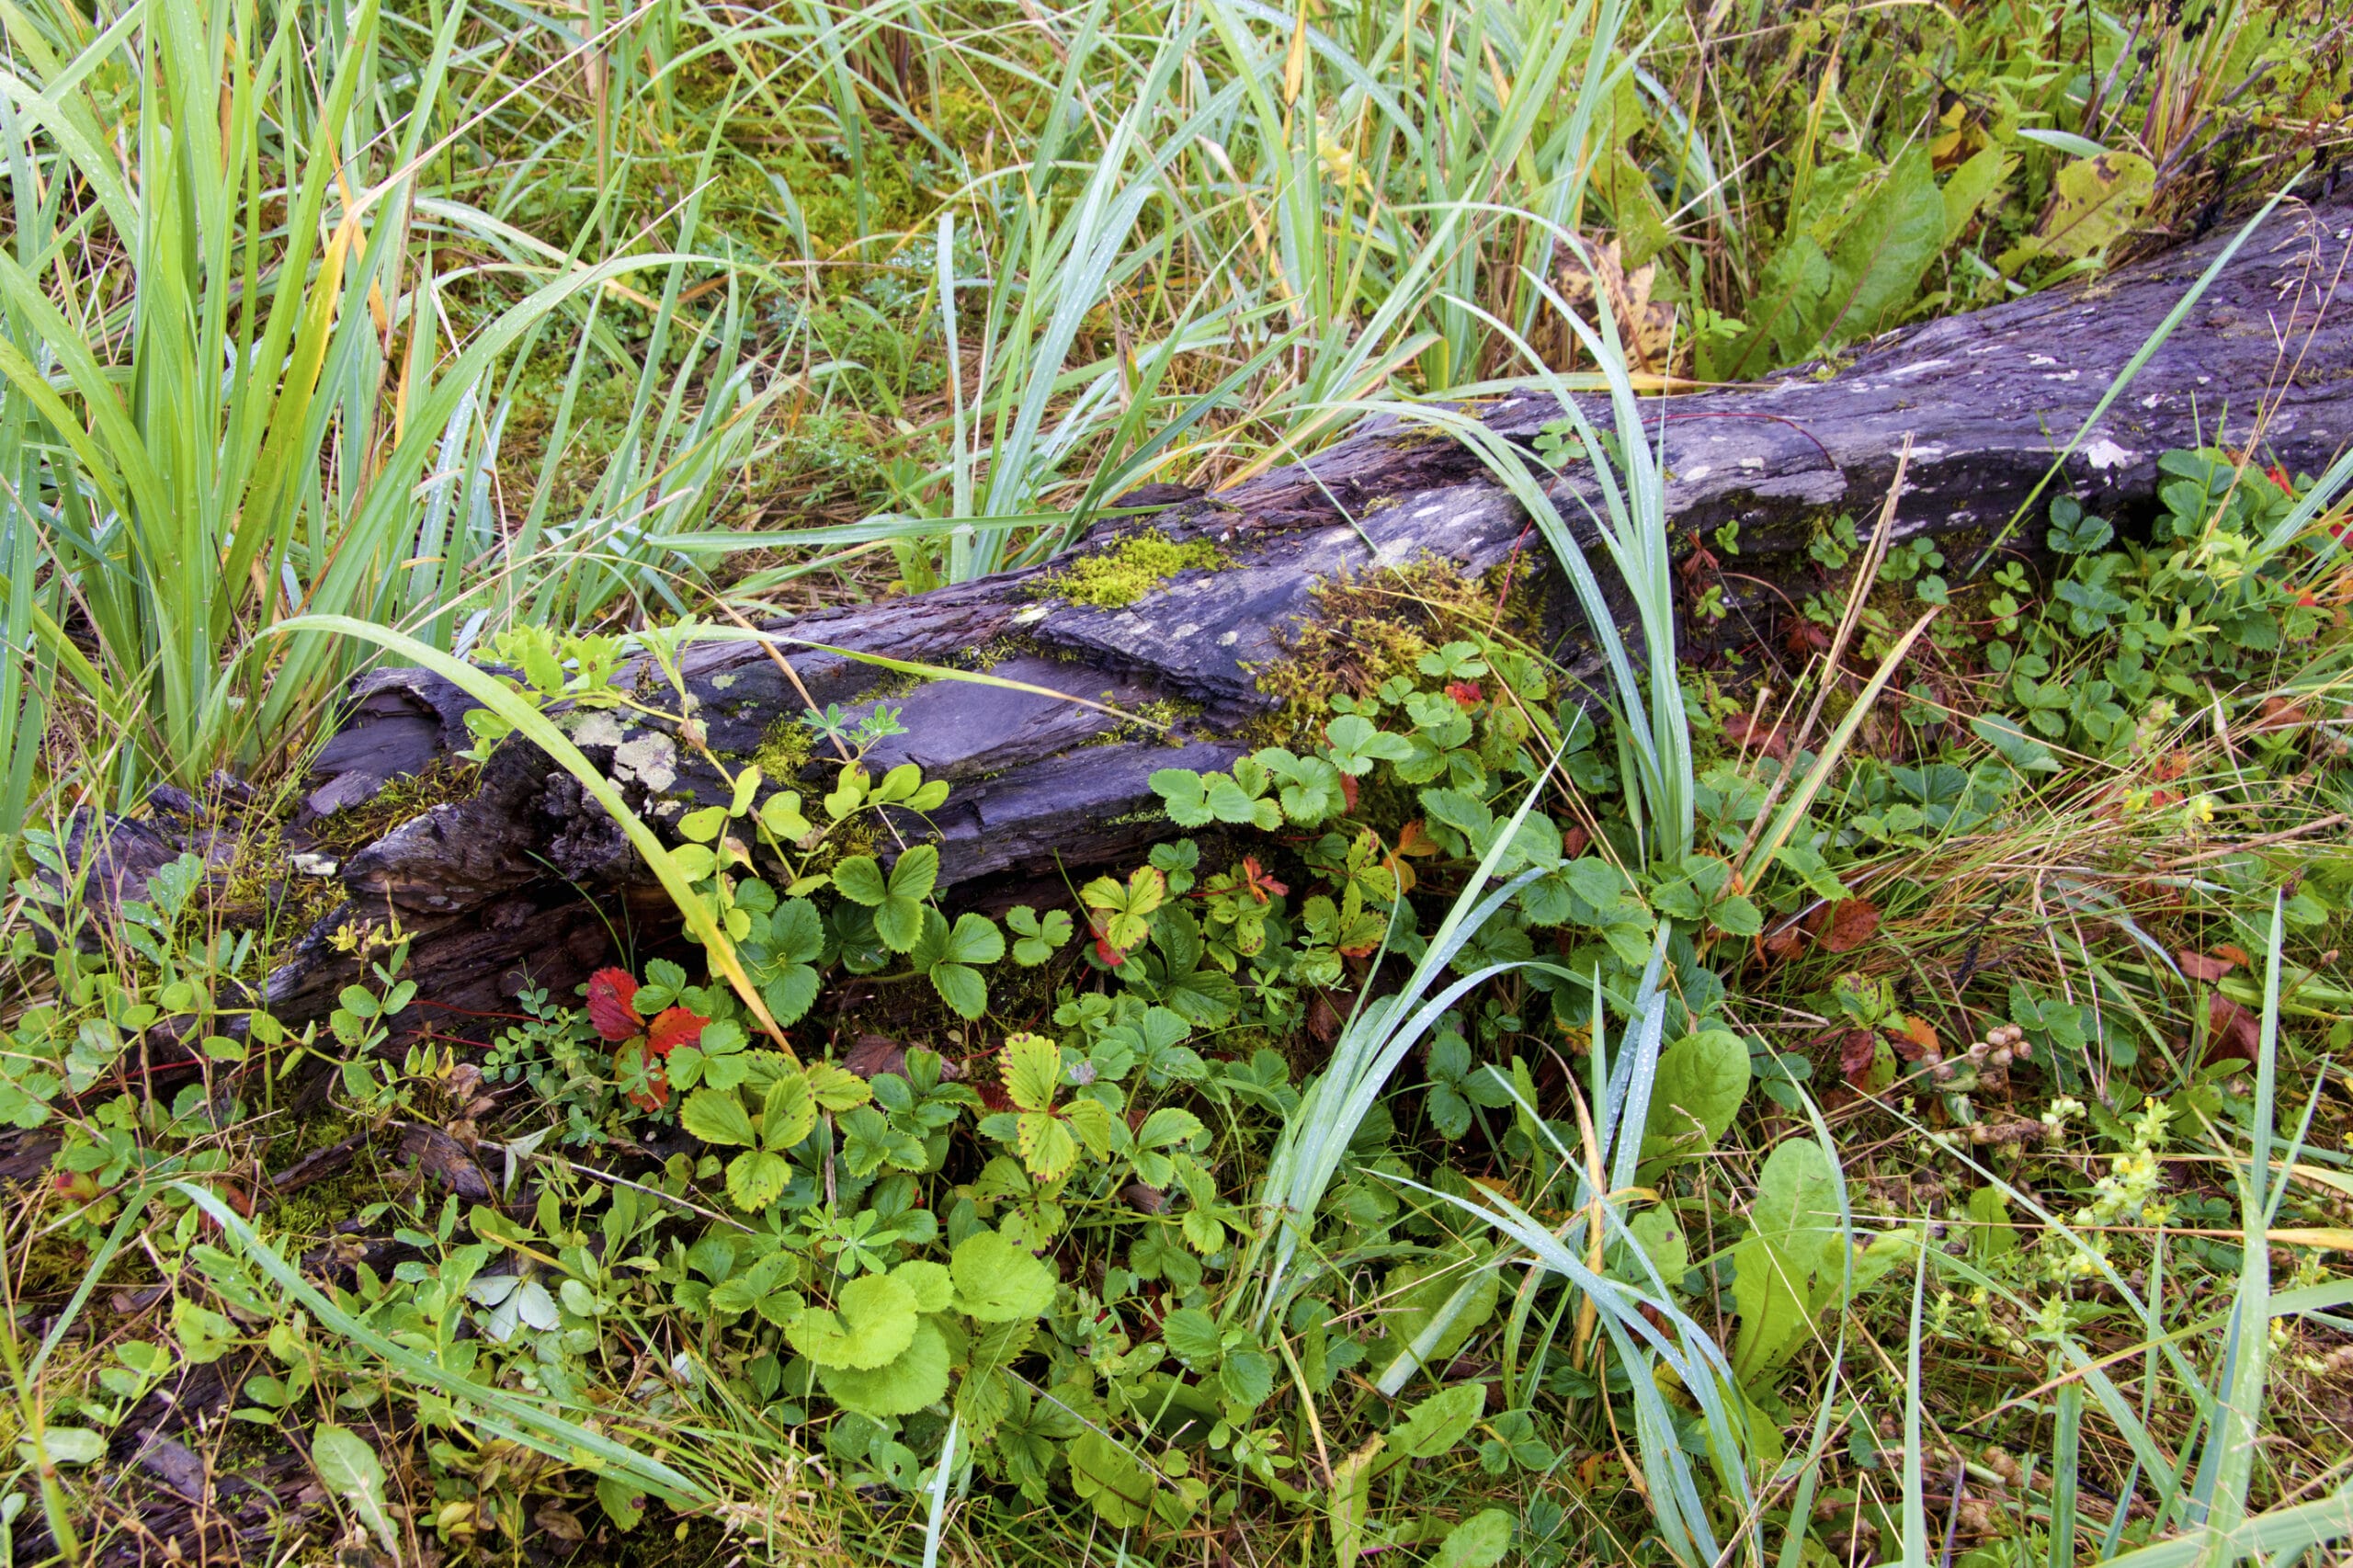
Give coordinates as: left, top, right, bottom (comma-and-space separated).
196, 195, 2353, 1035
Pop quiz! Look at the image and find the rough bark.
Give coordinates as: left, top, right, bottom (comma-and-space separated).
74, 193, 2353, 1040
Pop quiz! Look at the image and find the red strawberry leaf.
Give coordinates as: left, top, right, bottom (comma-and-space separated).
585, 968, 642, 1041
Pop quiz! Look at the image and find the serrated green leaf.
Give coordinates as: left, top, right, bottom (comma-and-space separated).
888, 844, 940, 902
833, 855, 887, 906
1001, 1032, 1061, 1114
951, 1229, 1057, 1322
1161, 1306, 1222, 1369
790, 1272, 918, 1369
761, 1073, 816, 1151
1017, 1113, 1077, 1181
724, 1149, 790, 1210
818, 1320, 951, 1417
679, 1087, 756, 1149
1220, 1346, 1275, 1409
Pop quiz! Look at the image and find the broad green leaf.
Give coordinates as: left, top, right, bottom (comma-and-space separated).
679, 1087, 756, 1149
2002, 152, 2156, 271
1640, 1029, 1751, 1168
1715, 233, 1829, 378
1002, 1032, 1062, 1114
818, 1319, 951, 1417
17, 1426, 104, 1467
789, 1273, 918, 1369
1068, 1430, 1154, 1527
1812, 150, 1944, 348
1732, 1139, 1847, 1381
941, 911, 1005, 966
1433, 1509, 1515, 1568
951, 1229, 1057, 1322
724, 1150, 790, 1211
1161, 1306, 1224, 1369
311, 1426, 397, 1554
893, 1258, 954, 1313
1941, 145, 2015, 246
929, 961, 989, 1020
1386, 1381, 1485, 1461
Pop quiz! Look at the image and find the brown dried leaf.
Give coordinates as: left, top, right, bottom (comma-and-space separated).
2177, 949, 2237, 983
1803, 898, 1882, 954
1837, 1028, 1881, 1085
1722, 712, 1789, 760
2206, 993, 2263, 1064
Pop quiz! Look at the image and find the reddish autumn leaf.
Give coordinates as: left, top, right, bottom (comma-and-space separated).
585, 968, 642, 1041
627, 1068, 671, 1113
645, 1006, 709, 1058
1761, 924, 1806, 961
1238, 855, 1288, 901
2148, 751, 2192, 782
1891, 1016, 1939, 1062
2253, 697, 2310, 733
1722, 712, 1788, 760
1306, 990, 1344, 1044
2216, 943, 2254, 968
1394, 820, 1441, 858
1786, 620, 1832, 658
1560, 822, 1591, 858
613, 1040, 670, 1111
1802, 898, 1881, 954
1446, 681, 1483, 708
2177, 949, 2237, 983
1837, 1028, 1882, 1085
1339, 773, 1360, 814
2268, 464, 2295, 495
2206, 993, 2263, 1064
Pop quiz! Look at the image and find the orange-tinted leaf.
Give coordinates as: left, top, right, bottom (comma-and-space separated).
1446, 681, 1484, 708
2215, 943, 2254, 968
1394, 820, 1441, 858
2177, 949, 2236, 983
1893, 1015, 1938, 1060
586, 968, 642, 1041
646, 1006, 709, 1058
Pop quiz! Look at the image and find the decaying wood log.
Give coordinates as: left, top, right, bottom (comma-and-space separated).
139, 195, 2353, 1037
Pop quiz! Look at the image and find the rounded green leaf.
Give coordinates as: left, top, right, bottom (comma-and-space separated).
832, 855, 888, 906
789, 1272, 918, 1369
679, 1086, 756, 1149
817, 1319, 950, 1417
951, 1229, 1057, 1323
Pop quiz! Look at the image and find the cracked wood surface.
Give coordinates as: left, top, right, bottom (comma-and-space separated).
249, 194, 2353, 1033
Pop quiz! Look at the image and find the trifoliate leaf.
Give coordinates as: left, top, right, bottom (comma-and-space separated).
817, 1319, 950, 1417
789, 1272, 918, 1369
951, 1230, 1057, 1323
